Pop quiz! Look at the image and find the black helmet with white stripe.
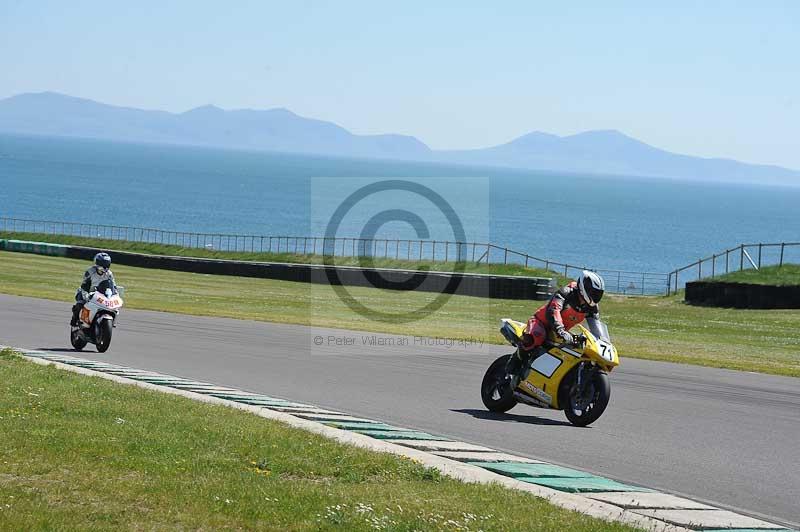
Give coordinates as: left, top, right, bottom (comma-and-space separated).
94, 252, 112, 272
578, 270, 605, 307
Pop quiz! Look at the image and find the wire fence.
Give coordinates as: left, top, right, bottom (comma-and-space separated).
477, 244, 670, 295
666, 242, 800, 294
9, 216, 794, 296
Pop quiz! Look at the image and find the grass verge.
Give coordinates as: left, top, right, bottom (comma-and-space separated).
0, 351, 638, 531
1, 251, 798, 377
702, 264, 800, 286
0, 231, 567, 281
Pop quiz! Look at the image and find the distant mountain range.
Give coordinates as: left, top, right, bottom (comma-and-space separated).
1, 91, 798, 183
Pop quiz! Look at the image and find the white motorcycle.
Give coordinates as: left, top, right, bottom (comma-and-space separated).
70, 281, 124, 353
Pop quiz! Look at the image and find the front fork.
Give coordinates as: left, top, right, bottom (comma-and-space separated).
575, 362, 596, 397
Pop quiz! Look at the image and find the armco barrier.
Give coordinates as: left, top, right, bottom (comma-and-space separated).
1, 240, 555, 300
685, 281, 800, 309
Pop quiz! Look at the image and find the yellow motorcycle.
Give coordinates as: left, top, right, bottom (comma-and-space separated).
481, 317, 620, 426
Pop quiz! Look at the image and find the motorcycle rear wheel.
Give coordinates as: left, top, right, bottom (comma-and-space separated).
70, 327, 87, 351
481, 354, 518, 413
563, 370, 610, 427
95, 320, 113, 353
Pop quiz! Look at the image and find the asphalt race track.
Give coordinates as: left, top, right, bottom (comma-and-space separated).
1, 293, 797, 528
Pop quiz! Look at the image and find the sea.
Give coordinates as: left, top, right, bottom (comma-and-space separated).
1, 133, 799, 275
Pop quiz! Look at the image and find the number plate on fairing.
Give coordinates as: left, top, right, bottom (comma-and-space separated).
597, 341, 616, 361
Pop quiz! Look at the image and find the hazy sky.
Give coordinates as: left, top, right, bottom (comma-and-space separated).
2, 1, 798, 168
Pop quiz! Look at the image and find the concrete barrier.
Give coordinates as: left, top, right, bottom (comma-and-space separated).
685, 281, 800, 309
1, 239, 555, 300
0, 239, 68, 256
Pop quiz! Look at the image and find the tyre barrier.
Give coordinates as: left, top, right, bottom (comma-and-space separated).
685, 280, 800, 309
1, 239, 556, 300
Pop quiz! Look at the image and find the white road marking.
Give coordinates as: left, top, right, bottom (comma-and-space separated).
432, 451, 544, 463
385, 440, 496, 452
586, 492, 717, 510
633, 508, 788, 529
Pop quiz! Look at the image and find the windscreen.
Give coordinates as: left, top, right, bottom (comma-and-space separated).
585, 317, 611, 342
96, 279, 117, 296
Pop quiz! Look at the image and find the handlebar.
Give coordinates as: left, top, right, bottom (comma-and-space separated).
558, 334, 586, 349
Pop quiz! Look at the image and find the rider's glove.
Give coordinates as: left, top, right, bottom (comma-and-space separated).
81, 290, 89, 302
558, 330, 574, 345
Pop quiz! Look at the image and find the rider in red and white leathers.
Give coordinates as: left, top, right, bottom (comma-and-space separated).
507, 270, 605, 380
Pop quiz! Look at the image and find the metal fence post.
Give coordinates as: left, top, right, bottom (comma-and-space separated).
740, 245, 744, 270
758, 243, 762, 268
711, 254, 715, 277
780, 243, 785, 266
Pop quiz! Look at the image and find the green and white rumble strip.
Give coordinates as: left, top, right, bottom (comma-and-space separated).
11, 348, 797, 532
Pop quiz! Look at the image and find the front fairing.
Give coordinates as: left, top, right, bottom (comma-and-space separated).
89, 292, 124, 313
576, 323, 619, 369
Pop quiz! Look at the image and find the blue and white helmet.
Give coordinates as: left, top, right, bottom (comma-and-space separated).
94, 252, 112, 271
578, 270, 605, 307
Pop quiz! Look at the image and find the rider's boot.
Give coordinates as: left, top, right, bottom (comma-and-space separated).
70, 304, 81, 328
505, 346, 531, 388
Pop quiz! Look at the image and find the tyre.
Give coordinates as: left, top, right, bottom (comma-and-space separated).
95, 319, 113, 353
481, 354, 518, 413
70, 327, 87, 351
563, 369, 610, 427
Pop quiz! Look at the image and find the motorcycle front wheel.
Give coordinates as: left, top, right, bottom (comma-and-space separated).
481, 354, 518, 413
95, 320, 113, 353
563, 370, 610, 427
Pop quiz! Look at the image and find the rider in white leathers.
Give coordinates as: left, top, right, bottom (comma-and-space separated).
70, 252, 117, 329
